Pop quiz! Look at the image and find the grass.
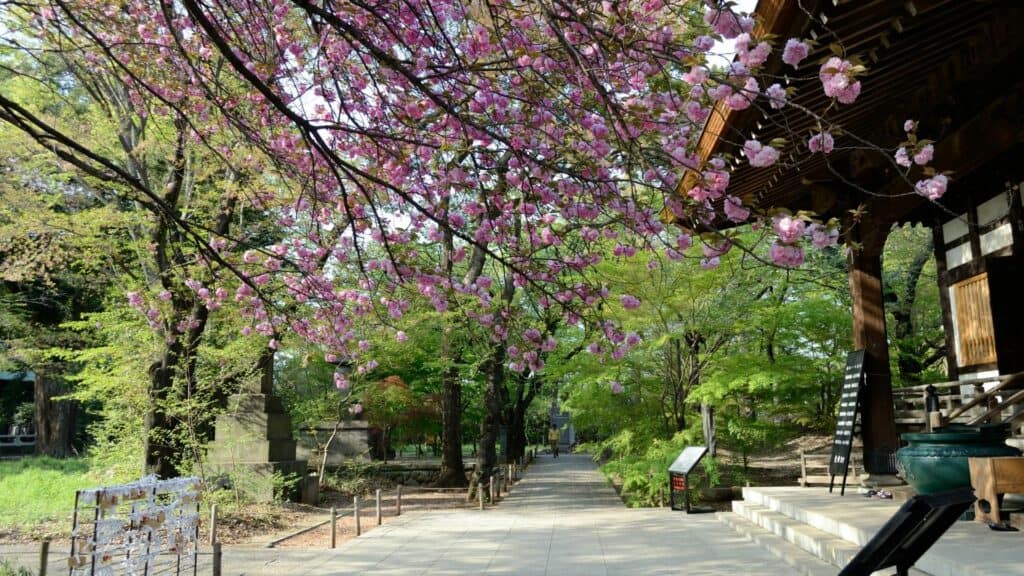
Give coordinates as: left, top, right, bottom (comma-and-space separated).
0, 456, 124, 532
0, 559, 32, 576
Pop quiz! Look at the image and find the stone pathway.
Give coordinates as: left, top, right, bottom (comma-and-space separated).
2, 454, 822, 575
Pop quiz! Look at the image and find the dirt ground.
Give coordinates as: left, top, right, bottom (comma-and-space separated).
271, 489, 478, 548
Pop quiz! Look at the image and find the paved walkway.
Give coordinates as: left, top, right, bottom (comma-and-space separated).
2, 455, 812, 575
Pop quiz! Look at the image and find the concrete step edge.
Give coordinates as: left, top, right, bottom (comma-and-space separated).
729, 506, 932, 576
715, 512, 841, 576
742, 487, 876, 545
734, 502, 861, 568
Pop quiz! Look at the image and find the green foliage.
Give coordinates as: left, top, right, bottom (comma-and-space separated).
12, 402, 33, 428
591, 427, 703, 507
55, 307, 155, 477
0, 559, 32, 576
701, 455, 721, 488
322, 461, 392, 496
883, 225, 946, 385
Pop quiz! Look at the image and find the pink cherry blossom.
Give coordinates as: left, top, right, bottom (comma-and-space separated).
773, 215, 806, 244
913, 144, 933, 166
610, 381, 624, 395
819, 57, 862, 104
724, 196, 750, 223
808, 132, 834, 154
726, 77, 759, 111
126, 291, 143, 307
915, 175, 949, 200
904, 119, 917, 133
694, 35, 715, 52
703, 240, 732, 259
769, 243, 805, 268
895, 147, 911, 167
334, 372, 349, 390
807, 224, 840, 249
704, 8, 744, 39
782, 39, 810, 68
765, 83, 787, 110
742, 41, 772, 68
348, 403, 363, 415
395, 331, 408, 342
743, 140, 780, 168
620, 295, 641, 310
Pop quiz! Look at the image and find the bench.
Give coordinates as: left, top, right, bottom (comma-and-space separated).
968, 456, 1024, 524
799, 450, 860, 487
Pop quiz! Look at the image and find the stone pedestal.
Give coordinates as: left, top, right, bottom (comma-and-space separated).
296, 420, 372, 468
207, 367, 308, 501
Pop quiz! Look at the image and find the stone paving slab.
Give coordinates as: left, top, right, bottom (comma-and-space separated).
1, 455, 821, 575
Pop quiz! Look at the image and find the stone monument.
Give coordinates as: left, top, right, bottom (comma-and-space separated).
206, 357, 309, 501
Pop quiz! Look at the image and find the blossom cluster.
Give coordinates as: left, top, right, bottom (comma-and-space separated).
22, 0, 942, 378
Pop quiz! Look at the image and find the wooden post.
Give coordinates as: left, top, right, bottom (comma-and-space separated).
799, 450, 808, 487
376, 489, 382, 525
209, 504, 218, 546
478, 483, 484, 510
330, 506, 337, 549
38, 539, 49, 576
847, 220, 899, 476
212, 542, 222, 576
396, 485, 402, 516
489, 477, 495, 503
658, 487, 664, 507
354, 497, 361, 536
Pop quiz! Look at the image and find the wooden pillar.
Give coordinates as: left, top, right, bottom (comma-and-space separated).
847, 221, 899, 476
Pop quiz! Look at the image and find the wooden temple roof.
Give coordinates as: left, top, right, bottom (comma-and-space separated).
688, 0, 1024, 229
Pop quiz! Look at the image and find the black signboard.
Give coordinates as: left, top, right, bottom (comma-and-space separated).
829, 350, 865, 495
839, 487, 975, 576
668, 446, 707, 513
668, 446, 708, 475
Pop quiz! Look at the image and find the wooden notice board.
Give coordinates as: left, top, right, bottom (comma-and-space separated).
829, 350, 865, 495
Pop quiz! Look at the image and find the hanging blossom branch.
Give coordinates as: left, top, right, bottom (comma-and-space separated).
0, 0, 946, 374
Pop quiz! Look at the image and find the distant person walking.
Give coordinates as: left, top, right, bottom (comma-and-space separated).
548, 424, 560, 458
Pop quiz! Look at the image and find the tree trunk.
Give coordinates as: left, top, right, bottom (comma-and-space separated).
475, 345, 507, 485
145, 342, 182, 478
33, 374, 75, 458
701, 403, 716, 458
435, 322, 467, 487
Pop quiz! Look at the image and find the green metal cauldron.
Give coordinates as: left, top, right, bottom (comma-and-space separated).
896, 423, 1021, 494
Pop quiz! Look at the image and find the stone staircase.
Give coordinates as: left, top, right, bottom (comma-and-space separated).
717, 486, 1024, 576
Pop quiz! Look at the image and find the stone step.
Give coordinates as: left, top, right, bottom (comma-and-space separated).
742, 486, 879, 545
715, 512, 837, 576
732, 501, 863, 568
726, 504, 932, 576
737, 487, 1024, 576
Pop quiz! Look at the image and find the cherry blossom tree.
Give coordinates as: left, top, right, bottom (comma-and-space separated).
0, 0, 946, 477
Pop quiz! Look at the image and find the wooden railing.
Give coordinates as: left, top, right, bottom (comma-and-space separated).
891, 372, 1024, 435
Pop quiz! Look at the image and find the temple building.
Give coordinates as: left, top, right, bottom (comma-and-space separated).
685, 0, 1024, 480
